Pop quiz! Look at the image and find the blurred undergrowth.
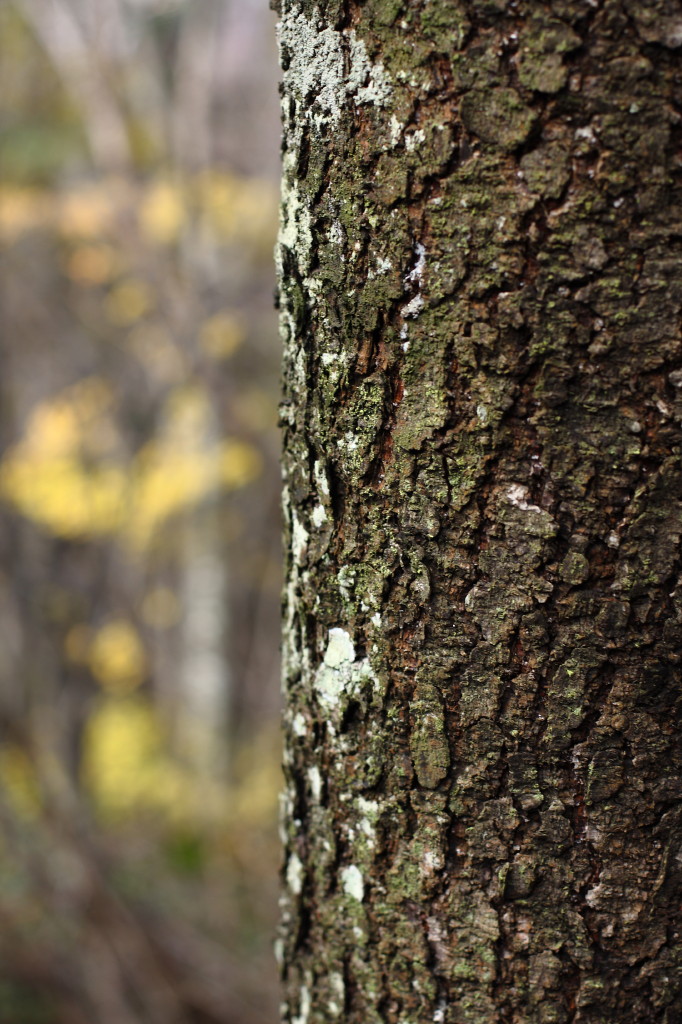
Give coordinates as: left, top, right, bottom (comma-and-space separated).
0, 1, 282, 1021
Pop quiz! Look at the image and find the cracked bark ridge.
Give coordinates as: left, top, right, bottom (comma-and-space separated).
276, 1, 682, 1022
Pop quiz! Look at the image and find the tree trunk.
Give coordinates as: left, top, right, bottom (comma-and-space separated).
276, 2, 682, 1021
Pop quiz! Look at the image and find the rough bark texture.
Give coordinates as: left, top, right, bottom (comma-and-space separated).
276, 2, 682, 1022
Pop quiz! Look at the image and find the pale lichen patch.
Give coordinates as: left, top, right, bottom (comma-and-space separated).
278, 9, 392, 129
328, 972, 344, 1017
292, 511, 310, 565
324, 628, 355, 668
313, 460, 330, 497
292, 985, 310, 1024
405, 128, 426, 151
348, 33, 393, 108
308, 765, 322, 801
337, 431, 360, 453
328, 220, 344, 248
506, 483, 542, 513
389, 114, 403, 146
278, 172, 313, 273
292, 712, 307, 737
401, 242, 426, 318
341, 864, 365, 901
311, 504, 328, 528
286, 853, 304, 895
314, 627, 378, 711
357, 796, 380, 843
337, 566, 357, 603
401, 294, 425, 318
405, 242, 427, 287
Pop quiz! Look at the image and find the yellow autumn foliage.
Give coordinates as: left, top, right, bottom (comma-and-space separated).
0, 379, 263, 546
57, 184, 119, 238
0, 744, 41, 819
220, 438, 263, 490
105, 278, 154, 326
24, 376, 115, 455
140, 587, 181, 630
0, 457, 126, 538
196, 171, 278, 247
0, 172, 277, 254
65, 244, 119, 286
229, 728, 282, 828
140, 178, 185, 244
88, 620, 147, 695
82, 697, 194, 821
127, 324, 186, 385
199, 311, 245, 361
138, 170, 278, 247
0, 186, 50, 239
127, 439, 261, 546
162, 384, 212, 443
64, 623, 93, 664
82, 695, 280, 829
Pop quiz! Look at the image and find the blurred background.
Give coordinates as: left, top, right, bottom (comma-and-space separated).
0, 1, 282, 1020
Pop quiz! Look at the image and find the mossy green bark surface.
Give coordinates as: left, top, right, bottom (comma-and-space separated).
276, 2, 682, 1021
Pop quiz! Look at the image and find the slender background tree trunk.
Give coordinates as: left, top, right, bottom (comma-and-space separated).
276, 2, 682, 1021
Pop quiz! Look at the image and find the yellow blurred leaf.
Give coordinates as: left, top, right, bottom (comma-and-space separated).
105, 279, 154, 326
82, 696, 199, 822
82, 698, 279, 830
0, 380, 259, 546
0, 187, 50, 240
141, 587, 181, 630
0, 745, 41, 819
89, 620, 146, 695
196, 171, 277, 246
65, 244, 118, 285
64, 623, 93, 663
0, 377, 124, 536
128, 324, 186, 384
163, 385, 213, 446
58, 185, 115, 238
69, 375, 115, 417
25, 401, 80, 458
229, 729, 281, 827
232, 387, 277, 432
220, 439, 262, 490
196, 170, 239, 236
199, 311, 245, 361
82, 697, 167, 817
127, 444, 216, 547
225, 179, 278, 248
19, 377, 116, 458
0, 456, 127, 538
140, 178, 185, 244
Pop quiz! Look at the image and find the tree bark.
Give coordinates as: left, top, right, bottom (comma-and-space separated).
276, 2, 682, 1022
